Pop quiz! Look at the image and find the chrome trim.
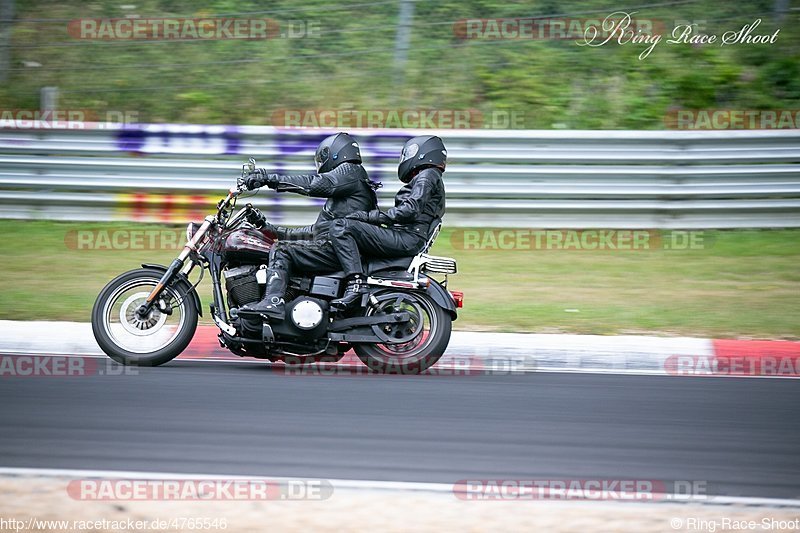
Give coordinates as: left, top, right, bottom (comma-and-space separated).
407, 253, 458, 282
179, 261, 195, 276
178, 218, 213, 261
213, 314, 237, 336
366, 276, 421, 289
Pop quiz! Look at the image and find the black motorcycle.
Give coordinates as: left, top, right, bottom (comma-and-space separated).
91, 158, 462, 374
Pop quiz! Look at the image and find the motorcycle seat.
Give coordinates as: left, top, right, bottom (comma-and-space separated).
318, 256, 415, 281
365, 256, 414, 275
310, 224, 439, 282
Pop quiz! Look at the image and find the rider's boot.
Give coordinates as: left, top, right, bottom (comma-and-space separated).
239, 268, 286, 320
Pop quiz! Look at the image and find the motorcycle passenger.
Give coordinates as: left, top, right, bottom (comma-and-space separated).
238, 132, 379, 316
328, 135, 447, 309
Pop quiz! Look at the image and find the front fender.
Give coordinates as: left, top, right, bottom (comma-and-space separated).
141, 263, 203, 317
426, 279, 457, 320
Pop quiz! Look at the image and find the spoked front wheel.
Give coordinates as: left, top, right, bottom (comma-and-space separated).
91, 268, 199, 366
354, 291, 452, 374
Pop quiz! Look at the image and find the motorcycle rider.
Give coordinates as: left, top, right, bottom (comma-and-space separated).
238, 132, 379, 316
241, 132, 379, 242
329, 135, 447, 309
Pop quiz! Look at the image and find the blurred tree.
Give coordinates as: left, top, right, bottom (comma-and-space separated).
0, 0, 797, 128
0, 0, 14, 83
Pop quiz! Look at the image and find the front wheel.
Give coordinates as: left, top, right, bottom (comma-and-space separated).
91, 268, 199, 366
354, 291, 452, 374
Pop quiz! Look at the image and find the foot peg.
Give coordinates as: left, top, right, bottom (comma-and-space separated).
262, 323, 275, 344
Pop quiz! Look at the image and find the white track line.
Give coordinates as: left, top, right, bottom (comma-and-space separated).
1, 467, 798, 508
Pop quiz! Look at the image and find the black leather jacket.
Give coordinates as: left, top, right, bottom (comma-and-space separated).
265, 162, 378, 240
383, 167, 445, 230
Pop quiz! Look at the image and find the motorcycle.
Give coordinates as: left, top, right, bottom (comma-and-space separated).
91, 158, 463, 374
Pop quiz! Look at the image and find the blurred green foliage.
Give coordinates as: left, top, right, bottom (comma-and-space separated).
0, 0, 798, 128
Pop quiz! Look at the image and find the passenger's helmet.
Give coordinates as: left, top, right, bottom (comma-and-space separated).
398, 135, 447, 183
314, 132, 362, 173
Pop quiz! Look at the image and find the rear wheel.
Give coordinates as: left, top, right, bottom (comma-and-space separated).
354, 291, 452, 374
91, 268, 198, 366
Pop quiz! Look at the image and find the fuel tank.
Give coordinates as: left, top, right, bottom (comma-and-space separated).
221, 227, 275, 263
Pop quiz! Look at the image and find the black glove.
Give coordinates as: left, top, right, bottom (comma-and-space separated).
246, 205, 266, 227
260, 221, 279, 236
246, 206, 281, 236
345, 211, 368, 223
346, 209, 388, 226
242, 169, 279, 191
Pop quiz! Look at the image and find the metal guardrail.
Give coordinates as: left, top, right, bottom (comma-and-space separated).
1, 124, 799, 228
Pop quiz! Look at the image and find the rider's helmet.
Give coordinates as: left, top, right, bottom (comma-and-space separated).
314, 132, 362, 173
398, 135, 447, 183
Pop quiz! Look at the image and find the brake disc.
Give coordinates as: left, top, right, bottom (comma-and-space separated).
119, 292, 167, 336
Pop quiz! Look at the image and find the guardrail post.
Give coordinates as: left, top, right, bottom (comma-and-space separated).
393, 0, 415, 92
40, 86, 59, 112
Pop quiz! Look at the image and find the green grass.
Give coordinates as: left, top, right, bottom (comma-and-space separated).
0, 220, 798, 339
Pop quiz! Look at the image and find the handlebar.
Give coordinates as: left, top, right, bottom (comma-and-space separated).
214, 157, 261, 222
218, 186, 238, 209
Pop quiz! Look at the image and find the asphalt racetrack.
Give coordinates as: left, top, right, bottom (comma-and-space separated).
0, 355, 798, 500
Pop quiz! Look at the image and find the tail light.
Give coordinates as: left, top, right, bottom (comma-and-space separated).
450, 290, 464, 308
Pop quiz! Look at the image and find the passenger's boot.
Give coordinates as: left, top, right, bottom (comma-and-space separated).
331, 274, 368, 310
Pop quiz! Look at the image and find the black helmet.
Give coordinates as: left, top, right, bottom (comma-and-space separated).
315, 132, 361, 173
398, 135, 447, 183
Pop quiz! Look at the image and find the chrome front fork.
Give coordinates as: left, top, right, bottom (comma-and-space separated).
140, 216, 213, 315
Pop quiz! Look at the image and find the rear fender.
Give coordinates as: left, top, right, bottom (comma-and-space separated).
426, 279, 457, 320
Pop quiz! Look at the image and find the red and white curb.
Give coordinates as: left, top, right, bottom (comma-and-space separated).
0, 320, 798, 378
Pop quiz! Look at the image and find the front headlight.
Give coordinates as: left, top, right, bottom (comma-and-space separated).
186, 222, 204, 245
